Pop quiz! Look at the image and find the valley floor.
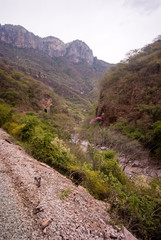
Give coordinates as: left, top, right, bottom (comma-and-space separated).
0, 128, 127, 240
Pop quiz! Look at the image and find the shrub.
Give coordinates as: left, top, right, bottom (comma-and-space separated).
30, 133, 78, 173
103, 150, 115, 159
14, 115, 40, 141
109, 177, 161, 240
85, 169, 109, 200
3, 91, 21, 105
0, 103, 12, 127
100, 159, 127, 185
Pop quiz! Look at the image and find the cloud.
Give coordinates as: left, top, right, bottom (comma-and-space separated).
124, 0, 161, 14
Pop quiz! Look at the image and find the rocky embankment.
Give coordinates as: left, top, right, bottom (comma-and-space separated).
0, 128, 138, 240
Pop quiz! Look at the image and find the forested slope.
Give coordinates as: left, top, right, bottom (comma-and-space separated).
97, 40, 161, 159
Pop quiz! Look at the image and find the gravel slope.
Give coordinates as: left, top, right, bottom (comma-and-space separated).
0, 128, 125, 240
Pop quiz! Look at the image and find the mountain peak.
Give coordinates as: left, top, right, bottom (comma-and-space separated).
65, 39, 94, 64
0, 24, 94, 64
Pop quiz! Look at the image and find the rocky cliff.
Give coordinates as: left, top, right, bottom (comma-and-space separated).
0, 24, 94, 65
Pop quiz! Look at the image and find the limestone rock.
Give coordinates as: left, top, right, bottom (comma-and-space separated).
65, 40, 94, 65
0, 24, 94, 64
41, 36, 66, 57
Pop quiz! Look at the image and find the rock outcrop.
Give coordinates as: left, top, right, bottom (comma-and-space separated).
65, 40, 94, 64
0, 24, 40, 49
0, 24, 94, 65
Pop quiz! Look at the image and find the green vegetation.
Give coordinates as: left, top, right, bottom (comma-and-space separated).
80, 124, 161, 239
60, 189, 72, 200
0, 102, 161, 239
97, 40, 161, 159
113, 117, 161, 158
0, 103, 12, 127
3, 110, 78, 173
0, 40, 110, 108
1, 38, 161, 239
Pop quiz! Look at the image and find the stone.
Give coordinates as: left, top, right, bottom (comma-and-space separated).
34, 177, 41, 188
132, 161, 140, 167
121, 226, 138, 240
110, 234, 118, 239
40, 218, 52, 229
157, 170, 161, 178
33, 206, 44, 214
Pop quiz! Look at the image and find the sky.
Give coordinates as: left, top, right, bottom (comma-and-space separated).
0, 0, 161, 63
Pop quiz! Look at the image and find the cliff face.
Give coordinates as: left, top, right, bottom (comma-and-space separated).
0, 25, 40, 49
0, 24, 94, 65
65, 40, 94, 64
41, 36, 66, 57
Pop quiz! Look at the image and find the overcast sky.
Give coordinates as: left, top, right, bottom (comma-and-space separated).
0, 0, 161, 63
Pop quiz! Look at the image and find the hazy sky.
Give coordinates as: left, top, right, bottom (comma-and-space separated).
0, 0, 161, 63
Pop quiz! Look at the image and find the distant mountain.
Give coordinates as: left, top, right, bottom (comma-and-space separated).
0, 24, 99, 65
153, 35, 161, 42
0, 24, 113, 108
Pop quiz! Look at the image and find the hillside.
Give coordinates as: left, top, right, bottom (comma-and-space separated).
1, 24, 161, 240
0, 61, 82, 140
0, 128, 126, 240
97, 40, 161, 159
0, 24, 113, 108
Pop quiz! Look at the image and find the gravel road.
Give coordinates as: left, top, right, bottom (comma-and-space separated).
0, 128, 125, 240
0, 158, 42, 239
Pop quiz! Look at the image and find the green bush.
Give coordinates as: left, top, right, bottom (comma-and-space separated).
3, 111, 78, 173
108, 176, 161, 240
0, 103, 12, 127
103, 150, 115, 159
84, 169, 109, 200
3, 91, 21, 105
100, 159, 127, 185
30, 133, 78, 173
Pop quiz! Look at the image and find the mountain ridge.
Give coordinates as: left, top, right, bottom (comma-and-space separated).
0, 24, 113, 108
0, 24, 96, 65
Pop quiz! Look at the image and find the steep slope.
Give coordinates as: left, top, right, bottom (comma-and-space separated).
97, 40, 161, 158
0, 61, 81, 137
0, 61, 65, 112
0, 24, 113, 108
0, 128, 125, 240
